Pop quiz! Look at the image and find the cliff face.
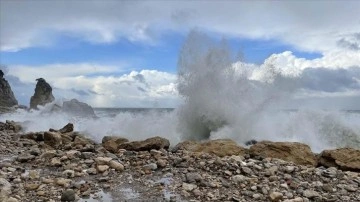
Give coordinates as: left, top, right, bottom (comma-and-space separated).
30, 78, 55, 109
0, 70, 18, 108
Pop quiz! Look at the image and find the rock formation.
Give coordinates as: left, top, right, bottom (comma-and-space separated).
30, 78, 55, 109
62, 99, 96, 117
0, 70, 18, 108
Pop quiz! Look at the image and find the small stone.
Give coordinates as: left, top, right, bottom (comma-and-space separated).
61, 189, 76, 201
51, 157, 62, 167
242, 167, 253, 175
186, 172, 202, 183
143, 163, 157, 171
285, 166, 295, 173
94, 157, 112, 165
182, 183, 197, 191
63, 170, 75, 178
96, 165, 109, 173
253, 193, 261, 199
303, 190, 319, 198
109, 160, 124, 171
29, 170, 40, 179
25, 183, 40, 191
6, 197, 19, 202
344, 185, 357, 192
232, 175, 247, 183
269, 192, 283, 202
156, 159, 167, 168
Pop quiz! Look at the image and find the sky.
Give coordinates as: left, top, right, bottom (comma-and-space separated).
0, 1, 360, 108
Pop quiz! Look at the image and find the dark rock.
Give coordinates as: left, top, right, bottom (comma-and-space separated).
62, 99, 96, 117
245, 139, 258, 146
61, 189, 76, 201
30, 78, 55, 109
0, 69, 18, 108
318, 148, 360, 171
50, 123, 74, 134
16, 154, 35, 162
118, 136, 170, 151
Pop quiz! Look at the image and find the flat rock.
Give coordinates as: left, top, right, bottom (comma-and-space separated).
173, 139, 247, 157
118, 136, 170, 151
249, 141, 317, 166
318, 148, 360, 171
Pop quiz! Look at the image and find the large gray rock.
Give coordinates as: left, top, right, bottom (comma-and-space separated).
0, 69, 18, 108
62, 99, 96, 117
30, 78, 55, 109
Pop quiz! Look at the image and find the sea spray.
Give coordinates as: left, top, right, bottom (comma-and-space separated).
176, 31, 292, 142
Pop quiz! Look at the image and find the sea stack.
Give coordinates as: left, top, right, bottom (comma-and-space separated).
0, 69, 18, 107
30, 78, 55, 109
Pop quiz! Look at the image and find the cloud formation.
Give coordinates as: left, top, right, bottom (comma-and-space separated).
6, 65, 178, 107
4, 49, 360, 109
1, 1, 360, 53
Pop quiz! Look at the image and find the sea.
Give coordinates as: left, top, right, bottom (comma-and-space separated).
1, 107, 360, 153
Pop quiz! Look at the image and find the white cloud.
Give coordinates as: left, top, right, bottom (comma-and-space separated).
1, 1, 360, 53
6, 64, 178, 107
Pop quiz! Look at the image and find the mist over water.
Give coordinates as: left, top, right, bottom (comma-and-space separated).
1, 31, 360, 153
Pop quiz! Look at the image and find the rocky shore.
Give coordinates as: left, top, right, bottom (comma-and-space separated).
0, 121, 359, 202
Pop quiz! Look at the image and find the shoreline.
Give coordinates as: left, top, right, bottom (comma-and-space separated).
0, 121, 359, 202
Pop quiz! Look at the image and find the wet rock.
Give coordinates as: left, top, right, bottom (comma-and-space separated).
318, 148, 360, 171
61, 189, 76, 201
62, 99, 96, 117
30, 78, 55, 109
119, 136, 170, 151
173, 139, 247, 157
249, 141, 317, 166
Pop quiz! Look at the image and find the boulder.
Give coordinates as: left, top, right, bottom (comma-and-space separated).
44, 131, 62, 148
173, 139, 247, 157
50, 123, 74, 134
102, 136, 129, 153
318, 148, 360, 171
0, 69, 18, 108
249, 141, 317, 166
30, 78, 55, 109
62, 99, 96, 117
118, 136, 170, 151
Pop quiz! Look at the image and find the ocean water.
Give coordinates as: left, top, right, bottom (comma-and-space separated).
1, 107, 360, 153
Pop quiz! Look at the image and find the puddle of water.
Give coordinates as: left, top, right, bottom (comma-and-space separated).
79, 190, 113, 202
120, 188, 140, 200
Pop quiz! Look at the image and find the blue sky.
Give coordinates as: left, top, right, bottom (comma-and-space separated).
1, 1, 360, 108
1, 32, 323, 74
